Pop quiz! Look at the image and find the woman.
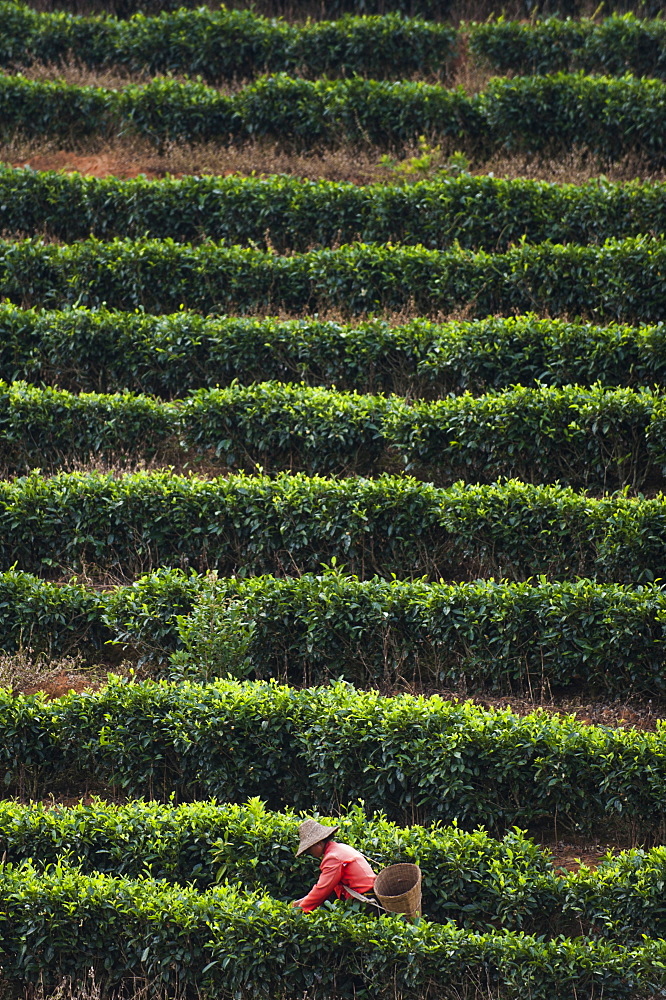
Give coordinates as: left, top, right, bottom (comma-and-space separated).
291, 818, 376, 913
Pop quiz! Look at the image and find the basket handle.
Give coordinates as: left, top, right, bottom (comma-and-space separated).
341, 883, 387, 912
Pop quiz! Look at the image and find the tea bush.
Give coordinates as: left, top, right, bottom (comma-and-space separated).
2, 236, 666, 322
1, 471, 665, 583
2, 797, 666, 942
0, 860, 660, 997
182, 381, 666, 487
6, 6, 666, 82
0, 798, 554, 926
5, 165, 666, 250
2, 72, 666, 160
3, 380, 666, 488
0, 4, 458, 82
4, 568, 666, 693
4, 677, 666, 836
15, 0, 663, 19
1, 306, 664, 396
173, 573, 666, 695
0, 566, 201, 664
470, 14, 666, 79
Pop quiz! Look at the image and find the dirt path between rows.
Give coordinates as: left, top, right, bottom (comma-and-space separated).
11, 150, 179, 180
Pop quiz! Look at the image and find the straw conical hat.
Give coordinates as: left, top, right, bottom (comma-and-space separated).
295, 819, 339, 857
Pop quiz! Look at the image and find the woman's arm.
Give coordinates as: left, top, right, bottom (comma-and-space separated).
292, 855, 344, 913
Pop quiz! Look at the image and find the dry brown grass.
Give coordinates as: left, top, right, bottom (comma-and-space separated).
2, 978, 507, 1000
3, 130, 665, 187
3, 62, 151, 90
0, 132, 392, 184
6, 57, 457, 90
0, 650, 111, 698
482, 145, 666, 184
9, 971, 200, 1000
3, 62, 242, 93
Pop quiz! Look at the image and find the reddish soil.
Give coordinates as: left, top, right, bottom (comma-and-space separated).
466, 693, 662, 732
21, 669, 104, 700
541, 841, 615, 873
11, 151, 170, 180
400, 684, 664, 732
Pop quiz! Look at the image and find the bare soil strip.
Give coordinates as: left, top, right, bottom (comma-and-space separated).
4, 134, 663, 187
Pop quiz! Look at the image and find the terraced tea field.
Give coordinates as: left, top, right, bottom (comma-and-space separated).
2, 0, 666, 996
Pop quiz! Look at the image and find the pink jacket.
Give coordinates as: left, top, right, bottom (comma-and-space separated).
295, 840, 376, 913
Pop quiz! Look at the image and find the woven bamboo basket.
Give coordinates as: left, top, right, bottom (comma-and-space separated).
373, 863, 422, 921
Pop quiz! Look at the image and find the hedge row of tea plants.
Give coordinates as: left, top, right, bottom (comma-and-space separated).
172, 573, 666, 694
470, 14, 666, 79
3, 797, 666, 942
5, 677, 666, 835
5, 6, 666, 83
2, 379, 664, 488
0, 471, 664, 583
3, 236, 666, 322
2, 307, 666, 397
24, 0, 664, 21
177, 381, 666, 487
0, 861, 659, 998
0, 566, 198, 663
0, 4, 458, 82
5, 568, 666, 694
7, 166, 666, 251
2, 72, 666, 160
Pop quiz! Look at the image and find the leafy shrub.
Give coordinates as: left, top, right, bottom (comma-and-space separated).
4, 677, 666, 837
2, 569, 666, 696
12, 0, 663, 18
1, 306, 664, 397
0, 379, 663, 487
2, 71, 666, 160
5, 164, 666, 251
0, 798, 552, 925
0, 859, 659, 997
0, 380, 174, 473
173, 573, 666, 695
2, 235, 666, 322
0, 4, 458, 82
8, 7, 666, 84
0, 471, 665, 583
3, 797, 666, 943
0, 568, 111, 660
469, 14, 666, 79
